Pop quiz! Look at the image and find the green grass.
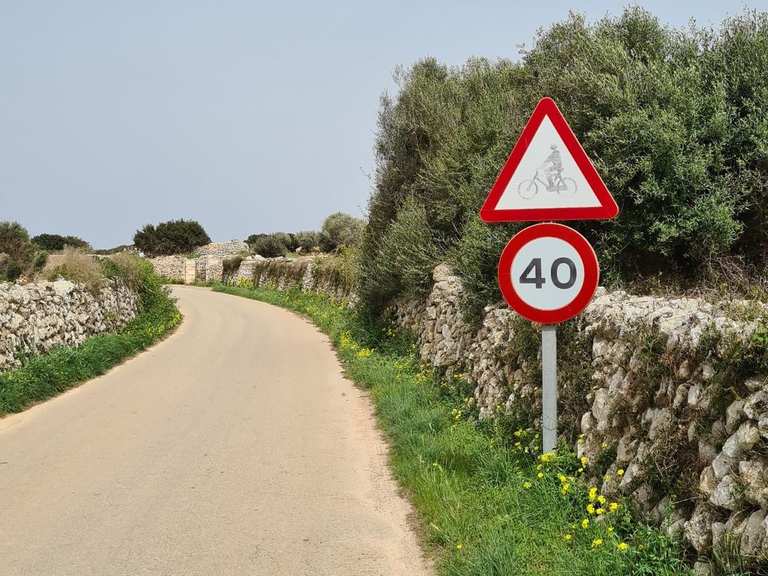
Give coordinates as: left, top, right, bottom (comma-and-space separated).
0, 275, 181, 416
214, 283, 691, 576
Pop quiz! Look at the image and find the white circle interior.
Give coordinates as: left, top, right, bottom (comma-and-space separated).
509, 236, 585, 311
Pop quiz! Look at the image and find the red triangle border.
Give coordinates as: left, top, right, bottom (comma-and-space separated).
479, 97, 619, 223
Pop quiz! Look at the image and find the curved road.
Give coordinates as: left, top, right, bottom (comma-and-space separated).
0, 286, 431, 576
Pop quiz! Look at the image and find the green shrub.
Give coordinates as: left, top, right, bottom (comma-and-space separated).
316, 247, 360, 292
0, 222, 46, 281
361, 8, 768, 312
320, 212, 365, 251
31, 234, 90, 251
248, 234, 288, 258
360, 197, 442, 311
133, 219, 211, 257
294, 231, 321, 251
222, 255, 244, 279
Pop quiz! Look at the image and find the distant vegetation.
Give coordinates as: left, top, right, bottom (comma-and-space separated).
31, 233, 90, 251
361, 8, 768, 316
0, 222, 47, 281
247, 212, 364, 258
133, 219, 211, 257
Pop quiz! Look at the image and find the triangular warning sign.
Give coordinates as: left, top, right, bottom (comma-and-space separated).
479, 97, 619, 223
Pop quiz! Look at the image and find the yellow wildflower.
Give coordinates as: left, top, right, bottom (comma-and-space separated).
586, 504, 596, 515
537, 472, 544, 479
561, 483, 570, 495
617, 542, 629, 552
456, 543, 463, 551
607, 527, 614, 534
580, 456, 589, 466
523, 481, 532, 489
597, 495, 606, 505
596, 508, 605, 515
609, 502, 620, 513
591, 538, 604, 548
563, 533, 573, 542
588, 487, 598, 502
616, 468, 625, 477
581, 518, 590, 529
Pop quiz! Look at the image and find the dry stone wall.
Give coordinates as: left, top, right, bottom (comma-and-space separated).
193, 240, 249, 258
251, 258, 768, 569
0, 279, 139, 372
394, 265, 768, 571
150, 256, 188, 282
149, 241, 251, 284
230, 256, 356, 303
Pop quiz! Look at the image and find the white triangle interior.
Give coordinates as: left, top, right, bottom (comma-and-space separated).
495, 116, 602, 210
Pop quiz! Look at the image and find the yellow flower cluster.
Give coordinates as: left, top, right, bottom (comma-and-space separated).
356, 347, 373, 358
560, 466, 630, 555
339, 331, 358, 352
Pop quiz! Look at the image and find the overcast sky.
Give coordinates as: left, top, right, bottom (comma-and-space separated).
1, 1, 766, 248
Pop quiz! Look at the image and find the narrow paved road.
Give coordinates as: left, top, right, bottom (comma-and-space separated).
0, 286, 430, 576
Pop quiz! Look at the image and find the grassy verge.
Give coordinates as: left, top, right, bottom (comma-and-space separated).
0, 260, 181, 415
214, 283, 690, 576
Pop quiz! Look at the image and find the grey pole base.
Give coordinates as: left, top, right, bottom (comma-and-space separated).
541, 324, 557, 453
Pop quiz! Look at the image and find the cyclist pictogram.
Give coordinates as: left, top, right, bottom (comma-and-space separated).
517, 145, 577, 199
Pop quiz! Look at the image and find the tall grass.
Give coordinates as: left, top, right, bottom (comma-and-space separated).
213, 283, 690, 576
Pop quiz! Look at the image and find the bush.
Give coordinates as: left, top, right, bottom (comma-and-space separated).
41, 248, 105, 292
361, 8, 768, 313
316, 246, 361, 292
320, 212, 365, 251
360, 197, 441, 309
134, 219, 211, 257
222, 255, 244, 279
0, 222, 46, 281
248, 234, 288, 258
31, 234, 90, 251
294, 231, 321, 252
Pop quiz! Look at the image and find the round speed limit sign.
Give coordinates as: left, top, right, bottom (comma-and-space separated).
498, 223, 599, 324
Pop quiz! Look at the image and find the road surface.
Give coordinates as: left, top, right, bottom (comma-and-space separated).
0, 286, 431, 576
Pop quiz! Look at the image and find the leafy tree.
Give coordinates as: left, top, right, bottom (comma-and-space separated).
0, 222, 46, 281
133, 220, 211, 257
320, 212, 365, 251
32, 234, 90, 251
248, 234, 288, 258
294, 231, 321, 251
361, 8, 768, 313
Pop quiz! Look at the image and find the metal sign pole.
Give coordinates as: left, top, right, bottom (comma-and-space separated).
541, 324, 557, 453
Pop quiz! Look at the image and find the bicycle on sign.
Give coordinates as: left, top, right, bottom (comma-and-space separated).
517, 145, 578, 199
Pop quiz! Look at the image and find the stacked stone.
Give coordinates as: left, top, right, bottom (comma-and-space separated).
391, 266, 768, 570
149, 256, 186, 282
194, 240, 249, 258
0, 279, 139, 371
234, 256, 265, 283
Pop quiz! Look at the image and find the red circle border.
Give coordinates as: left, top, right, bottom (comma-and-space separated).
497, 223, 599, 324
